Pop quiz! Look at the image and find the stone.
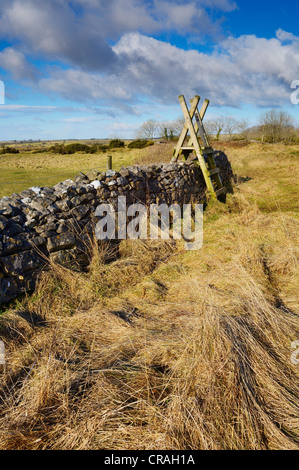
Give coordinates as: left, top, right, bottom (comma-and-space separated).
71, 205, 90, 220
29, 199, 50, 216
70, 196, 82, 207
20, 189, 37, 199
1, 233, 46, 255
56, 220, 70, 234
3, 220, 23, 236
21, 197, 32, 204
47, 232, 76, 253
1, 249, 46, 276
78, 193, 95, 204
116, 177, 128, 186
56, 199, 72, 212
75, 184, 87, 196
41, 187, 55, 196
0, 277, 19, 304
74, 172, 88, 183
98, 172, 106, 181
25, 218, 38, 229
64, 187, 78, 199
0, 202, 17, 217
35, 221, 58, 235
86, 170, 100, 181
50, 248, 76, 266
0, 215, 8, 231
30, 187, 41, 195
90, 180, 102, 190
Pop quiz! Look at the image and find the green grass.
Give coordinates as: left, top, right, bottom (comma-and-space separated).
214, 142, 299, 214
0, 146, 151, 198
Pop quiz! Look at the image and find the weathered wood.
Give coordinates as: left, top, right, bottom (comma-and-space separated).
178, 95, 215, 195
195, 113, 209, 147
215, 187, 226, 197
201, 147, 214, 154
187, 98, 210, 147
107, 155, 112, 170
208, 168, 221, 176
172, 95, 200, 162
171, 94, 226, 199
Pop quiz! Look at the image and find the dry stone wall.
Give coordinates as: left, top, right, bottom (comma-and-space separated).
0, 151, 233, 305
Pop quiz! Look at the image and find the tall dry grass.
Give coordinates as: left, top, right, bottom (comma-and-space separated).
0, 209, 298, 450
0, 143, 298, 450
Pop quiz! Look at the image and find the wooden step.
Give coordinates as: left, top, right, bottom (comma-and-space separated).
215, 187, 226, 197
201, 147, 214, 154
208, 168, 220, 176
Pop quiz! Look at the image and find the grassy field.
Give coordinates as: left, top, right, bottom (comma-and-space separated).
0, 141, 298, 450
0, 141, 156, 198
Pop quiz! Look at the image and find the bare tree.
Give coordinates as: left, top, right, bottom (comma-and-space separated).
158, 121, 171, 140
223, 117, 249, 140
236, 119, 249, 138
204, 117, 225, 140
224, 117, 239, 139
172, 117, 185, 136
258, 109, 294, 143
137, 120, 159, 139
158, 118, 185, 140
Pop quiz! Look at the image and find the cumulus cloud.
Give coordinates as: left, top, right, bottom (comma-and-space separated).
0, 47, 37, 80
0, 1, 298, 111
38, 68, 132, 102
37, 30, 299, 108
0, 0, 116, 71
0, 0, 236, 73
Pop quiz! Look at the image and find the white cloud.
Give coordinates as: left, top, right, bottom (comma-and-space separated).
113, 31, 299, 106
36, 30, 299, 109
39, 68, 132, 101
0, 104, 57, 111
0, 47, 37, 80
0, 0, 236, 73
276, 29, 299, 43
0, 1, 298, 114
0, 0, 116, 71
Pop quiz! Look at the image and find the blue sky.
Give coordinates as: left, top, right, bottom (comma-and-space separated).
0, 0, 298, 141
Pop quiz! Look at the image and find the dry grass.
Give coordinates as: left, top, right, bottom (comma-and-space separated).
0, 143, 298, 450
136, 142, 175, 166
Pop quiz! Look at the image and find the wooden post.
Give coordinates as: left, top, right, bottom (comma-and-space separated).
107, 155, 112, 170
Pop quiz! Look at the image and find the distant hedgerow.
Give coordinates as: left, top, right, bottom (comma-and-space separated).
0, 146, 19, 154
108, 139, 125, 149
128, 139, 154, 149
49, 143, 105, 155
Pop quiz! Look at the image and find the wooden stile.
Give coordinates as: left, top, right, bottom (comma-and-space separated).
172, 94, 226, 199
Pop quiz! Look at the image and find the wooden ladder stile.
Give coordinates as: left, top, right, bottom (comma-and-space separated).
172, 94, 226, 199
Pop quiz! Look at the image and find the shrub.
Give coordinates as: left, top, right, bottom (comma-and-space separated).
0, 146, 19, 154
97, 144, 108, 153
128, 139, 154, 149
49, 143, 102, 155
108, 139, 125, 149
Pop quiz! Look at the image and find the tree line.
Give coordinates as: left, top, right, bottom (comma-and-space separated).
137, 109, 298, 144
